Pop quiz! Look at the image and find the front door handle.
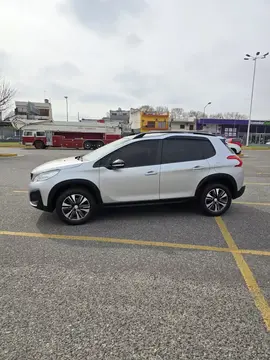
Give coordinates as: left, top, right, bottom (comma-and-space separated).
145, 170, 158, 176
192, 165, 205, 170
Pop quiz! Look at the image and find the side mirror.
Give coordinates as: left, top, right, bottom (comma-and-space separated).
110, 159, 125, 169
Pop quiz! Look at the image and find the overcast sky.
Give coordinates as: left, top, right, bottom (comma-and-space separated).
1, 0, 270, 120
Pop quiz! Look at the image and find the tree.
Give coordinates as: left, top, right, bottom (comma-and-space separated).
223, 112, 247, 120
155, 105, 169, 113
0, 78, 16, 115
140, 105, 155, 112
188, 110, 205, 119
209, 112, 247, 119
140, 105, 169, 113
170, 108, 184, 121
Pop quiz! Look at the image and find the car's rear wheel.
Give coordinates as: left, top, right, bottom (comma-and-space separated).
199, 183, 232, 216
55, 188, 96, 225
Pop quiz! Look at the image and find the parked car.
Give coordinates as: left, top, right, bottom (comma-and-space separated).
218, 136, 241, 154
227, 137, 243, 148
29, 131, 245, 225
5, 136, 21, 142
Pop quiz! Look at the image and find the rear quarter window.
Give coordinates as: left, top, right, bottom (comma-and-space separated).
161, 137, 216, 164
201, 139, 216, 158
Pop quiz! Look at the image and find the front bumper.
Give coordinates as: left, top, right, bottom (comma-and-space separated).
29, 190, 51, 212
234, 185, 246, 199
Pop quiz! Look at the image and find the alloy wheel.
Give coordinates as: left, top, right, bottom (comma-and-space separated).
205, 188, 228, 213
61, 194, 91, 220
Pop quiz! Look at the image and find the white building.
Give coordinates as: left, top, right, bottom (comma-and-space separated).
14, 99, 53, 122
170, 115, 196, 131
129, 108, 141, 132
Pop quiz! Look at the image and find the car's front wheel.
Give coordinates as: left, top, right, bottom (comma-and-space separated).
199, 183, 232, 216
55, 188, 96, 225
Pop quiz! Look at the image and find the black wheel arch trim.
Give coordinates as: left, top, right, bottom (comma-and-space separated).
47, 179, 103, 211
195, 173, 238, 199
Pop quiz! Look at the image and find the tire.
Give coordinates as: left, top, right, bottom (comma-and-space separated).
83, 141, 92, 150
199, 183, 232, 216
55, 188, 97, 225
96, 141, 104, 148
34, 140, 45, 149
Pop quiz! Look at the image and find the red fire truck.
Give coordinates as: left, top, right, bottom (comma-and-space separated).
11, 119, 122, 150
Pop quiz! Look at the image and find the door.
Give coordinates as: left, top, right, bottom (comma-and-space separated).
46, 131, 53, 146
160, 137, 214, 199
98, 139, 161, 203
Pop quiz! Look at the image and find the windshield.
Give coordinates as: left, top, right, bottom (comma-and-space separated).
82, 136, 135, 161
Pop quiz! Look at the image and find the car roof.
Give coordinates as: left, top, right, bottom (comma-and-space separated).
132, 131, 218, 141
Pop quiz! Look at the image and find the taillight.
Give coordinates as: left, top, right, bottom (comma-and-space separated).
227, 155, 243, 167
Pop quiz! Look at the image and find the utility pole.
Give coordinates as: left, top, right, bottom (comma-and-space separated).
64, 96, 69, 122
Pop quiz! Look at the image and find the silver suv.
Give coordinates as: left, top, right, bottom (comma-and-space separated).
29, 132, 245, 225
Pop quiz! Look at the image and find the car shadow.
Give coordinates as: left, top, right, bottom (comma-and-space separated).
36, 199, 200, 227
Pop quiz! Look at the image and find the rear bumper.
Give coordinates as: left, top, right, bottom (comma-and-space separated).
233, 185, 246, 199
29, 190, 51, 212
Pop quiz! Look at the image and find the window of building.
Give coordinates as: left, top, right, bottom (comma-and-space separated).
161, 137, 216, 164
180, 124, 185, 129
99, 140, 160, 168
189, 124, 194, 130
146, 121, 155, 128
158, 121, 166, 129
39, 109, 49, 117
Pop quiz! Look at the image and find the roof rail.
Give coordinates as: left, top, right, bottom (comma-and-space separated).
133, 130, 217, 139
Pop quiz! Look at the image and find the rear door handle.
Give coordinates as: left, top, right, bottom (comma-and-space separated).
145, 170, 158, 176
192, 165, 205, 170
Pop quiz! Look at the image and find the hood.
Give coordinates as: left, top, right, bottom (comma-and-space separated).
32, 156, 83, 174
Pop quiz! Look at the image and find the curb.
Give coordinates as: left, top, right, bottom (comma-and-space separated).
0, 153, 17, 157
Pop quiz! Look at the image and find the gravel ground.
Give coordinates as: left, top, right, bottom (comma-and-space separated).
0, 148, 269, 360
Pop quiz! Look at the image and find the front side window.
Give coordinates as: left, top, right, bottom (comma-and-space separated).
99, 140, 160, 168
161, 137, 216, 164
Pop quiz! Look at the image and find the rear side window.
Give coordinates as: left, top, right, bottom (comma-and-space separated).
36, 131, 45, 136
161, 137, 216, 164
219, 138, 235, 154
24, 131, 33, 136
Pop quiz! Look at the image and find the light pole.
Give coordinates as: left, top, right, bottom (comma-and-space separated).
202, 101, 211, 129
64, 96, 69, 122
203, 101, 211, 116
244, 52, 269, 146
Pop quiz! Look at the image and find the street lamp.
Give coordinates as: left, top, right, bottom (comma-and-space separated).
203, 101, 212, 116
202, 102, 211, 128
244, 52, 269, 146
64, 96, 69, 122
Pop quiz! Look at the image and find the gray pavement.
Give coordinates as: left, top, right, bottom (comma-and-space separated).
0, 148, 270, 359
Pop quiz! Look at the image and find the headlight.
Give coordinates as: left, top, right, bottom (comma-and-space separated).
33, 170, 60, 182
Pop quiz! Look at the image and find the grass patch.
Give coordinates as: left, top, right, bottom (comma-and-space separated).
0, 142, 27, 148
242, 146, 270, 150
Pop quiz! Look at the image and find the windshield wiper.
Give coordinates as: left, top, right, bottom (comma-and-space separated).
75, 155, 84, 161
